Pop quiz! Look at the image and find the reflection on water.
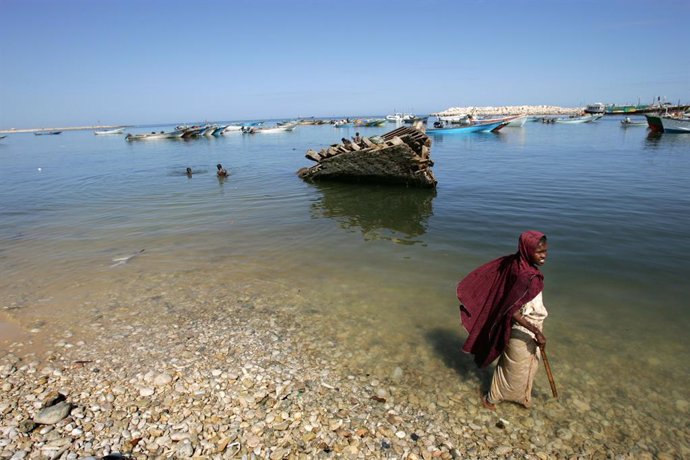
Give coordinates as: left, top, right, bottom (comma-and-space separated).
309, 182, 435, 244
643, 130, 690, 150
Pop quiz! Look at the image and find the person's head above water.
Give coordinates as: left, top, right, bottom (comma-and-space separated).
186, 167, 192, 175
216, 164, 223, 170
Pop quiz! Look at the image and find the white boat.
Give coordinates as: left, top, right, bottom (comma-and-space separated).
251, 123, 298, 134
658, 116, 690, 133
554, 114, 603, 124
94, 127, 125, 135
386, 113, 403, 122
585, 102, 606, 114
125, 130, 184, 141
222, 125, 243, 133
503, 116, 528, 127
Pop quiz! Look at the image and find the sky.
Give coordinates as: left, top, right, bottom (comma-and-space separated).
1, 0, 688, 129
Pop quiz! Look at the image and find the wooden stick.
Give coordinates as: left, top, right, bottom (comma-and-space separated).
540, 347, 558, 398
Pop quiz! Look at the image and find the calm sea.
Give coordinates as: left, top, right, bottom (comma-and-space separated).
1, 118, 689, 449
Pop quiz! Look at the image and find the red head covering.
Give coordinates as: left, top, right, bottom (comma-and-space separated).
456, 231, 545, 368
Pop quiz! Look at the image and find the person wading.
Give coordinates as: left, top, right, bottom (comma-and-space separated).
456, 231, 549, 409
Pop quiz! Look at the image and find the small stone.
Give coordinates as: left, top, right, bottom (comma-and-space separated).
153, 373, 172, 386
139, 387, 155, 397
34, 401, 72, 425
496, 418, 509, 429
176, 440, 193, 457
395, 431, 406, 439
675, 399, 688, 412
391, 367, 404, 381
495, 446, 512, 456
246, 435, 261, 448
18, 420, 36, 433
211, 369, 222, 377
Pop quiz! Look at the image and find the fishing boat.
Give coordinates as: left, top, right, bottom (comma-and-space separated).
386, 113, 404, 122
427, 119, 508, 134
620, 117, 647, 127
251, 122, 298, 134
94, 127, 125, 135
125, 130, 184, 141
554, 114, 603, 124
34, 131, 62, 136
645, 114, 690, 134
222, 125, 243, 134
505, 116, 529, 127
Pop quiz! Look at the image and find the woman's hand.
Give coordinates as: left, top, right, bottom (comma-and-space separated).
534, 331, 546, 348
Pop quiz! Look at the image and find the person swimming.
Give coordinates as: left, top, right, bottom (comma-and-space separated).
216, 164, 228, 177
186, 167, 193, 177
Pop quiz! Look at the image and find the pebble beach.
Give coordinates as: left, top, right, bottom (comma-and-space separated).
1, 268, 687, 459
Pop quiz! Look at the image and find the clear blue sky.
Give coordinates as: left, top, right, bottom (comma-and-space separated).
1, 0, 688, 128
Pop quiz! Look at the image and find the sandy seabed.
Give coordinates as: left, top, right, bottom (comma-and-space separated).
1, 269, 687, 459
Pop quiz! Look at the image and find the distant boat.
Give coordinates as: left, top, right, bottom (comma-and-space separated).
249, 123, 298, 134
0, 135, 6, 140
645, 114, 690, 133
222, 125, 243, 134
554, 114, 603, 124
620, 117, 647, 127
34, 131, 62, 136
94, 127, 125, 135
427, 119, 508, 134
585, 102, 606, 114
125, 130, 184, 141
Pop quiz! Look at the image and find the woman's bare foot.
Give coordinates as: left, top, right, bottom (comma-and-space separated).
481, 394, 496, 411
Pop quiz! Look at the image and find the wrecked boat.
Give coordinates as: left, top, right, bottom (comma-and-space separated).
297, 123, 437, 188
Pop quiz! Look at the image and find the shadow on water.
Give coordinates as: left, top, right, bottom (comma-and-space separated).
425, 327, 491, 387
308, 182, 436, 244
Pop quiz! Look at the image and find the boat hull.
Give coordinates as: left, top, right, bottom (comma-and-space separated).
660, 117, 690, 133
427, 120, 507, 134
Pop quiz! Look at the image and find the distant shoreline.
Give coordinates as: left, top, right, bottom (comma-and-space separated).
0, 125, 125, 134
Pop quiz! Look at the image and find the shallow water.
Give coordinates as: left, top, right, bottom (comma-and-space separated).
1, 119, 689, 453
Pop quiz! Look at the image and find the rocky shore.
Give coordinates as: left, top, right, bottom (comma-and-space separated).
433, 105, 583, 117
1, 270, 686, 459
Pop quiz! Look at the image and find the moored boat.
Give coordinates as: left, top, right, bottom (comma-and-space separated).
125, 130, 184, 141
645, 114, 690, 133
94, 127, 125, 135
585, 102, 606, 114
34, 131, 62, 136
505, 115, 529, 127
427, 119, 508, 134
554, 114, 603, 124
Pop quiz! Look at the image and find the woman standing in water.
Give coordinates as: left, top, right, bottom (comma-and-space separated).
456, 231, 548, 409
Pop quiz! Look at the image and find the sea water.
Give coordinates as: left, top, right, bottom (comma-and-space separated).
1, 119, 689, 451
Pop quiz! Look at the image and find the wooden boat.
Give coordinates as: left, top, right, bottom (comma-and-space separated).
34, 131, 62, 136
427, 119, 508, 134
554, 114, 603, 124
620, 117, 647, 127
125, 130, 184, 141
298, 123, 436, 188
645, 114, 690, 133
94, 127, 125, 135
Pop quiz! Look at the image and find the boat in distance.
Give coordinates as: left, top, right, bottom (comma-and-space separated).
94, 127, 125, 135
34, 131, 62, 136
426, 119, 508, 134
620, 117, 647, 127
554, 114, 603, 124
125, 130, 184, 141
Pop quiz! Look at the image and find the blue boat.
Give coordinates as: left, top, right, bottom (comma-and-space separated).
426, 120, 508, 134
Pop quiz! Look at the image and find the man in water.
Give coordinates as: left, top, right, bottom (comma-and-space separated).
216, 164, 228, 177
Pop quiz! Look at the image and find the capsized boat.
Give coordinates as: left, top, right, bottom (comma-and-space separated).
94, 127, 125, 135
298, 123, 436, 188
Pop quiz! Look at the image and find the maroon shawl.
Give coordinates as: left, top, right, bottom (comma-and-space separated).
456, 231, 545, 368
